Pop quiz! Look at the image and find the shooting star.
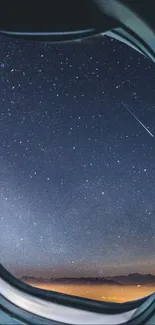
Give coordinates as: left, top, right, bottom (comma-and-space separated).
122, 103, 154, 138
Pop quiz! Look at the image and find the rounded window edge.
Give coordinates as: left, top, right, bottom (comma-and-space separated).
0, 264, 151, 314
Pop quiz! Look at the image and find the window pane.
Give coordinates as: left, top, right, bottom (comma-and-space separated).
0, 35, 155, 303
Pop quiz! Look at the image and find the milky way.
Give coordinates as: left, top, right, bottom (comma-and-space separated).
0, 35, 155, 278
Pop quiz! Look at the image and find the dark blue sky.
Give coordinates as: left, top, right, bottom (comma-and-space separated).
0, 35, 155, 278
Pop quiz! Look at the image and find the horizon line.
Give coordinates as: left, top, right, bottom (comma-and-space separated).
19, 272, 155, 279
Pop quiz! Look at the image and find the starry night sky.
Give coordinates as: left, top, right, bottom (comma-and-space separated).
0, 34, 155, 278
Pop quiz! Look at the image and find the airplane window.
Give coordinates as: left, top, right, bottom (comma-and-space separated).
0, 34, 155, 304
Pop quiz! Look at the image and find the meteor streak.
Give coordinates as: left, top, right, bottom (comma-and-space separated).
122, 103, 154, 138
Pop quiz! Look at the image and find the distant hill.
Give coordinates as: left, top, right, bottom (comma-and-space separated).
49, 277, 121, 285
20, 276, 121, 286
110, 273, 155, 285
20, 273, 155, 286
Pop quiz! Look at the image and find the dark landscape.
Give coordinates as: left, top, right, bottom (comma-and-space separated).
20, 273, 155, 302
20, 273, 155, 285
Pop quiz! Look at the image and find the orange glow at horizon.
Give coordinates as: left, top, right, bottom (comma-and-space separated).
26, 282, 155, 303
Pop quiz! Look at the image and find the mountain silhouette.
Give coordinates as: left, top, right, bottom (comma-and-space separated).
110, 273, 155, 285
20, 276, 120, 285
20, 273, 155, 286
49, 277, 121, 285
